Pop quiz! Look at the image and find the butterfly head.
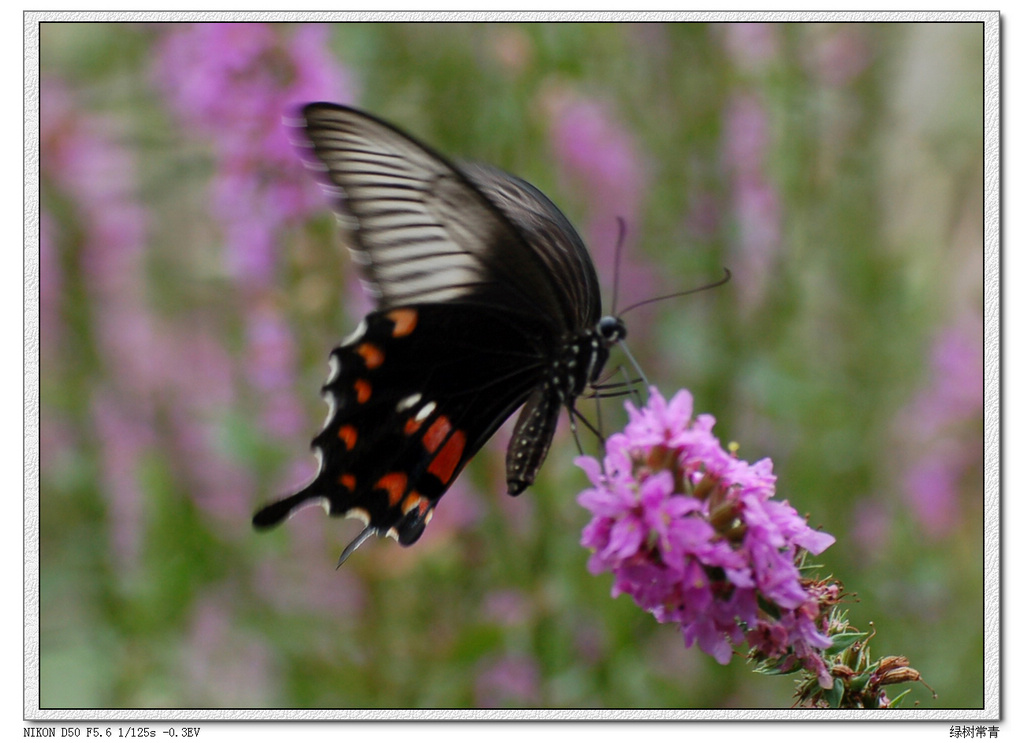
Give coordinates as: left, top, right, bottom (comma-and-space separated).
597, 315, 627, 345
568, 315, 626, 393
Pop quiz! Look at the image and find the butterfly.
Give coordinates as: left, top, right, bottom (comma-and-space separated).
252, 103, 627, 564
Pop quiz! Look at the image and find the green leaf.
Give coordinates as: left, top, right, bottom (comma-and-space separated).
828, 631, 869, 653
823, 678, 846, 708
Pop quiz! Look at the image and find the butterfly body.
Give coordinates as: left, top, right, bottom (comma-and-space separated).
252, 104, 624, 560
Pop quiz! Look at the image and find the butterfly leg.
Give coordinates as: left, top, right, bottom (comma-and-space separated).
569, 403, 605, 448
566, 406, 585, 457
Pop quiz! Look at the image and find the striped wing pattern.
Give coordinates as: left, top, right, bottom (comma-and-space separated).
301, 104, 578, 327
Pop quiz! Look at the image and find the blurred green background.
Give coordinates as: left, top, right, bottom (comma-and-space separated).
36, 21, 985, 709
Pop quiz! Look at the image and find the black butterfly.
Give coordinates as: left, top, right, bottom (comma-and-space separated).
252, 103, 626, 564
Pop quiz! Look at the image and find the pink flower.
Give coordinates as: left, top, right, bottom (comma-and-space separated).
577, 388, 835, 676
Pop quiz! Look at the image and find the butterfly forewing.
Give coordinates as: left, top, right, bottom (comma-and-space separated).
301, 104, 576, 327
461, 164, 602, 332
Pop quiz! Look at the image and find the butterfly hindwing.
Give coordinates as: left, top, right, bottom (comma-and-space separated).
253, 303, 553, 545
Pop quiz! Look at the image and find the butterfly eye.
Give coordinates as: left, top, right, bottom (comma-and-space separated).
598, 316, 626, 344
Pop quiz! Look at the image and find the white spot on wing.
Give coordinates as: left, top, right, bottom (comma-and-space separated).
321, 389, 338, 427
397, 393, 422, 412
339, 318, 367, 347
325, 354, 341, 385
345, 507, 370, 526
286, 496, 331, 520
415, 400, 437, 422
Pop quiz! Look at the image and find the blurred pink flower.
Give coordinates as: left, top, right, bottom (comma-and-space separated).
184, 591, 279, 706
40, 75, 267, 527
153, 22, 357, 449
899, 315, 983, 538
155, 22, 355, 289
245, 305, 306, 438
155, 24, 351, 146
721, 91, 781, 312
916, 318, 984, 429
91, 391, 155, 567
474, 653, 542, 708
719, 23, 780, 72
803, 25, 872, 89
548, 96, 658, 319
734, 179, 782, 272
904, 447, 967, 537
850, 496, 894, 558
169, 408, 256, 524
42, 93, 165, 401
723, 92, 771, 175
254, 515, 366, 619
482, 589, 531, 627
39, 212, 62, 361
683, 189, 721, 242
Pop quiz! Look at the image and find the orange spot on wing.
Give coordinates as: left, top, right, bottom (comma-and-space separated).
337, 425, 357, 450
356, 343, 384, 369
386, 308, 418, 337
339, 473, 356, 491
375, 473, 408, 507
428, 429, 466, 486
401, 492, 430, 516
423, 415, 451, 453
353, 378, 371, 404
404, 417, 422, 435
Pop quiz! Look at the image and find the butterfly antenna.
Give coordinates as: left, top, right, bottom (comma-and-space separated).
611, 217, 628, 316
336, 525, 376, 569
618, 267, 732, 317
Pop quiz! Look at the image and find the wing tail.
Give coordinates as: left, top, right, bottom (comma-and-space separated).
252, 483, 328, 530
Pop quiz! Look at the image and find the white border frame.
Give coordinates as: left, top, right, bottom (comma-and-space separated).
23, 9, 1001, 724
